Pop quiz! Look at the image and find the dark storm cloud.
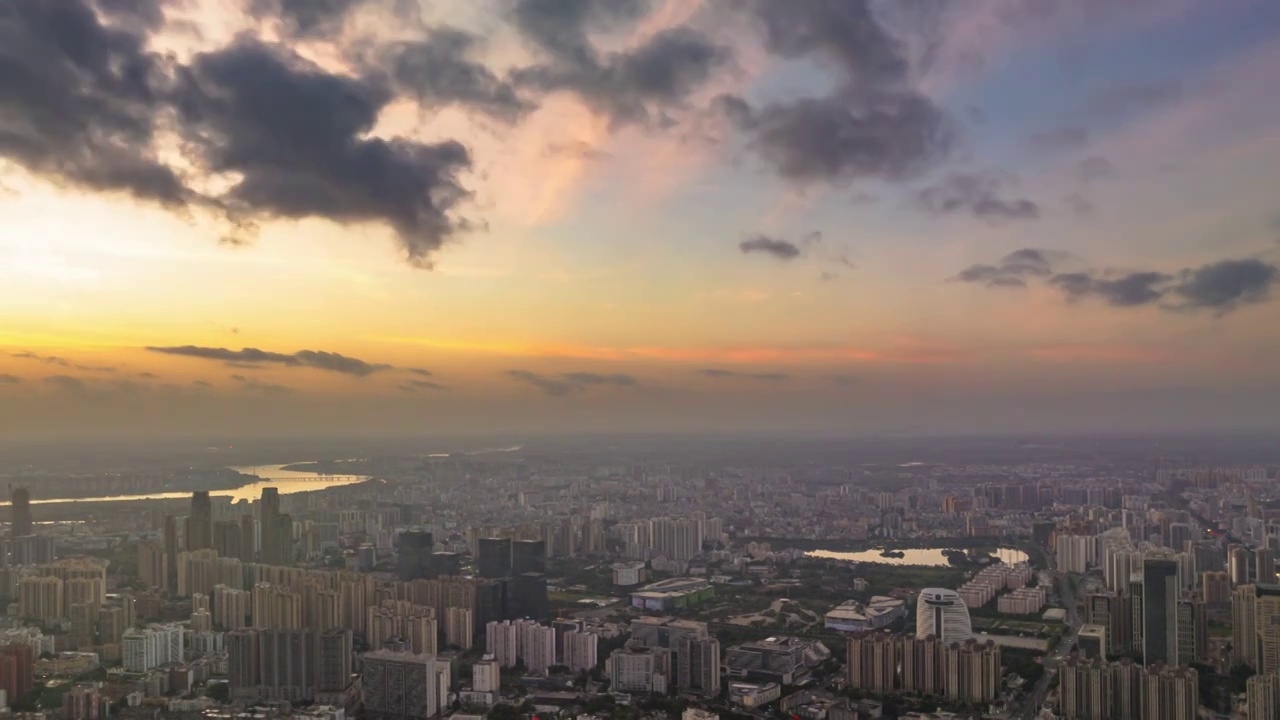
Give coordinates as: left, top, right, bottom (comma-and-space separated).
719, 92, 952, 186
146, 345, 390, 376
919, 172, 1040, 223
963, 251, 1279, 315
251, 0, 380, 38
0, 0, 191, 206
739, 235, 801, 260
699, 368, 789, 382
513, 26, 730, 126
1167, 259, 1279, 312
953, 248, 1058, 288
95, 0, 169, 29
173, 38, 474, 265
1027, 127, 1089, 151
384, 27, 533, 122
0, 375, 20, 385
230, 374, 293, 396
507, 369, 639, 396
1051, 271, 1171, 307
510, 0, 652, 69
714, 0, 952, 187
43, 375, 88, 393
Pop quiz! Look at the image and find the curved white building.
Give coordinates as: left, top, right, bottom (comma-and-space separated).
916, 588, 972, 642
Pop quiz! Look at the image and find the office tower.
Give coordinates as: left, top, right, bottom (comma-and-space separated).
1078, 625, 1107, 661
213, 521, 242, 560
226, 629, 260, 700
472, 655, 500, 693
476, 538, 512, 579
1230, 545, 1250, 585
186, 491, 213, 552
682, 635, 721, 697
1202, 571, 1231, 606
0, 644, 33, 704
519, 622, 556, 674
9, 488, 31, 537
164, 515, 179, 593
1258, 584, 1280, 674
260, 488, 294, 565
1248, 673, 1280, 720
361, 649, 439, 720
485, 621, 519, 668
1140, 664, 1198, 720
510, 572, 548, 621
444, 607, 473, 650
137, 540, 168, 590
1142, 558, 1180, 665
511, 540, 546, 574
258, 628, 314, 703
396, 530, 435, 581
916, 588, 973, 642
316, 628, 354, 700
1087, 591, 1131, 656
1175, 595, 1206, 666
1259, 548, 1277, 585
18, 575, 63, 622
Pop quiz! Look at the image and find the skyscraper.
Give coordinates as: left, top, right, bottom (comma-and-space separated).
186, 491, 213, 552
511, 540, 546, 574
9, 487, 31, 537
1258, 548, 1277, 585
396, 530, 435, 581
916, 588, 973, 643
476, 538, 512, 579
260, 488, 285, 565
1256, 583, 1280, 674
164, 515, 179, 593
1232, 584, 1258, 669
1248, 673, 1280, 720
1141, 558, 1180, 665
316, 628, 353, 701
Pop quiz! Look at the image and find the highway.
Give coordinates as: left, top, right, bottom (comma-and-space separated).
1014, 571, 1082, 719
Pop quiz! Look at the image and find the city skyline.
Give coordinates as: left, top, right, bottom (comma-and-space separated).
3, 0, 1280, 437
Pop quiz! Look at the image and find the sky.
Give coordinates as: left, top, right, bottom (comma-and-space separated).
3, 0, 1280, 439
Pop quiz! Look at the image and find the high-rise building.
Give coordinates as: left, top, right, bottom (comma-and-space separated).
9, 487, 32, 538
316, 628, 353, 701
444, 607, 473, 650
485, 620, 519, 668
562, 630, 599, 674
226, 629, 260, 700
186, 491, 213, 552
1248, 673, 1280, 720
1257, 584, 1280, 674
240, 514, 256, 562
1230, 545, 1251, 585
476, 538, 512, 579
510, 572, 548, 621
1259, 548, 1277, 585
519, 622, 556, 674
137, 540, 168, 591
361, 649, 440, 720
1142, 557, 1180, 665
1201, 571, 1232, 606
258, 628, 314, 703
472, 655, 500, 693
18, 575, 63, 622
260, 488, 294, 566
1140, 664, 1197, 720
916, 588, 973, 643
61, 682, 106, 720
1078, 625, 1107, 661
1059, 655, 1111, 720
214, 521, 243, 560
511, 540, 546, 574
681, 635, 720, 698
396, 530, 435, 581
1175, 595, 1206, 666
1228, 584, 1259, 666
609, 640, 671, 694
164, 515, 179, 593
0, 644, 33, 705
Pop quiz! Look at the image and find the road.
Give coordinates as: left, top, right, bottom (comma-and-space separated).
1015, 572, 1082, 719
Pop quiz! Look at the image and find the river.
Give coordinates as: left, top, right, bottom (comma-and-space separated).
12, 463, 368, 506
806, 546, 1029, 567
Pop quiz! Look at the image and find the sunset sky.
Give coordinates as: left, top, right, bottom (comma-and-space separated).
3, 0, 1280, 438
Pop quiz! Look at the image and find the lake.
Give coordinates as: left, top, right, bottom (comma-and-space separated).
19, 463, 367, 505
806, 546, 1029, 567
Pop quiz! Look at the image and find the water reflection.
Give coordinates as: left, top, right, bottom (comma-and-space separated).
806, 546, 1029, 567
22, 464, 366, 505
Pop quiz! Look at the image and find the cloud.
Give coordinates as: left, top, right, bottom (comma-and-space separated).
10, 352, 70, 367
173, 37, 475, 264
716, 0, 952, 186
545, 141, 610, 160
407, 368, 434, 377
830, 374, 858, 385
963, 252, 1279, 315
739, 235, 801, 260
919, 172, 1040, 223
382, 27, 533, 122
1065, 193, 1095, 217
1076, 156, 1115, 183
251, 0, 376, 37
400, 378, 448, 391
230, 374, 294, 396
953, 248, 1059, 288
0, 375, 20, 385
507, 369, 639, 396
192, 380, 213, 388
698, 368, 788, 382
1027, 127, 1090, 151
136, 372, 159, 379
145, 346, 390, 376
1088, 80, 1183, 119
43, 375, 88, 393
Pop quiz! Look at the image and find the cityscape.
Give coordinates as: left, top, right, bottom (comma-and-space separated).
4, 1, 1280, 720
